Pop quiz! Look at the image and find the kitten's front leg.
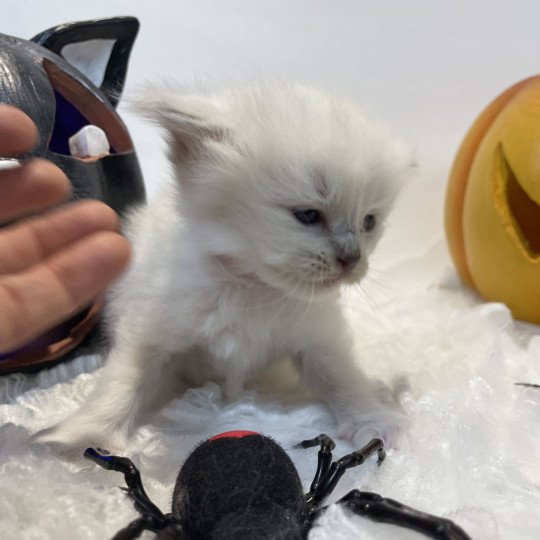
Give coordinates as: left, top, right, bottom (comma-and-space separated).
35, 342, 169, 452
298, 338, 407, 448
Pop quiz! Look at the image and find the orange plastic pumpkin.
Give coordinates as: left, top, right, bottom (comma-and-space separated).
445, 76, 540, 324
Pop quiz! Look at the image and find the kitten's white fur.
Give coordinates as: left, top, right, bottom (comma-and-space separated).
38, 82, 412, 451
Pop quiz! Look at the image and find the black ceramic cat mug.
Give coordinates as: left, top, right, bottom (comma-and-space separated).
0, 17, 146, 373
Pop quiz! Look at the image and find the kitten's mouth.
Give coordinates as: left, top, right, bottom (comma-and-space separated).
213, 255, 355, 297
317, 275, 343, 288
315, 266, 361, 288
300, 269, 356, 292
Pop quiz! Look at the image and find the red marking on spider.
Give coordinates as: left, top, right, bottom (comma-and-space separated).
209, 430, 259, 441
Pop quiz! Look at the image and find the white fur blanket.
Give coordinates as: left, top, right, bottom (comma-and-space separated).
1, 238, 539, 539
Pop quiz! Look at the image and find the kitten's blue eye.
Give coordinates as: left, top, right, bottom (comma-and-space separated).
363, 214, 376, 232
293, 209, 322, 225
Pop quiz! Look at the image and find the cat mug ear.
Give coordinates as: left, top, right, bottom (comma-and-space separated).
31, 16, 139, 108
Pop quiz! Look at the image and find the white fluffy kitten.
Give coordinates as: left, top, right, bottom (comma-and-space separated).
38, 82, 412, 451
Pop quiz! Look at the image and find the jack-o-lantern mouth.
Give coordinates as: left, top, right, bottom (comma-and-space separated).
496, 144, 540, 257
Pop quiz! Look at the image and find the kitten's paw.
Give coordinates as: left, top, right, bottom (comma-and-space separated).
338, 407, 408, 450
33, 416, 128, 455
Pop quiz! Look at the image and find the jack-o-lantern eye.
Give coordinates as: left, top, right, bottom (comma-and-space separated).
497, 145, 540, 257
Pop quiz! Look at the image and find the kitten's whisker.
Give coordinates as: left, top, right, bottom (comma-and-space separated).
367, 267, 396, 277
254, 270, 305, 324
220, 266, 302, 313
365, 266, 410, 307
238, 288, 289, 312
367, 266, 412, 292
306, 279, 316, 319
354, 280, 381, 316
284, 279, 310, 321
294, 279, 315, 328
362, 276, 394, 303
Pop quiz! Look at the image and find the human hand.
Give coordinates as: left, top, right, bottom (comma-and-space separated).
0, 104, 131, 353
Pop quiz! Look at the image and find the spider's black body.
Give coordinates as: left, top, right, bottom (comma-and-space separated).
85, 431, 471, 540
173, 431, 305, 539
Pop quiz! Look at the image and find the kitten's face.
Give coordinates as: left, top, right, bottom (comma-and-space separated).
144, 83, 412, 298
193, 144, 399, 298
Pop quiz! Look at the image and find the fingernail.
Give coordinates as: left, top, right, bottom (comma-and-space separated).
0, 158, 21, 171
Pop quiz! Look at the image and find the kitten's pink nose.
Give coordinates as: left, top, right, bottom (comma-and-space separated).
336, 251, 361, 271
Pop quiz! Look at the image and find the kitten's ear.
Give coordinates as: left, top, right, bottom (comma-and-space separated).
135, 87, 229, 162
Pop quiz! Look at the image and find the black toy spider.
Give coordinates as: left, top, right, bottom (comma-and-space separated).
85, 430, 471, 539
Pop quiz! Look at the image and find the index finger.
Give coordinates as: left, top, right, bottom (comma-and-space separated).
0, 104, 39, 157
